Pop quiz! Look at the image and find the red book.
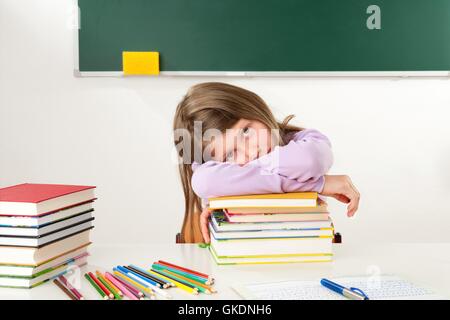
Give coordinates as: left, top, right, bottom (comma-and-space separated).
0, 183, 96, 216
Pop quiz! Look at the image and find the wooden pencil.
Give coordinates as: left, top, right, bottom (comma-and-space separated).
58, 275, 85, 300
88, 271, 114, 299
105, 272, 140, 300
96, 271, 122, 300
165, 269, 215, 294
54, 279, 77, 300
111, 274, 145, 298
127, 265, 170, 288
85, 273, 109, 300
157, 260, 213, 282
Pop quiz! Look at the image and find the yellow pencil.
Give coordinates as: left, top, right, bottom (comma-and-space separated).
113, 271, 156, 299
147, 269, 198, 295
165, 269, 215, 294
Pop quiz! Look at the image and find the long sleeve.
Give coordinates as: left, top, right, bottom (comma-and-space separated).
191, 161, 325, 200
190, 128, 332, 201
252, 129, 333, 181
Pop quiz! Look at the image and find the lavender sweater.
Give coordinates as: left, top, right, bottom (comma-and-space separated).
191, 129, 333, 206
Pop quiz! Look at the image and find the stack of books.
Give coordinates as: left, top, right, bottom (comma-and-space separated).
0, 183, 95, 288
208, 192, 334, 265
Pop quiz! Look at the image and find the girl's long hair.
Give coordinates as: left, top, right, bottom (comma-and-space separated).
173, 82, 302, 243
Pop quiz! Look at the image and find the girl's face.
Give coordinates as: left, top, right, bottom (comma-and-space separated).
208, 119, 273, 165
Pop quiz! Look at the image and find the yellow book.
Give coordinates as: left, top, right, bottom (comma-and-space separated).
208, 192, 318, 209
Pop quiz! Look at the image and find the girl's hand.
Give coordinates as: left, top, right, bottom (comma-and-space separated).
200, 207, 212, 243
321, 175, 360, 217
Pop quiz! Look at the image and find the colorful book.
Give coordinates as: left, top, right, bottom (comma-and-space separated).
225, 210, 329, 223
0, 221, 94, 247
209, 245, 332, 265
211, 211, 333, 232
210, 222, 333, 240
0, 184, 96, 216
0, 202, 94, 227
0, 246, 89, 277
208, 192, 317, 210
0, 254, 88, 288
225, 200, 328, 214
210, 234, 333, 257
0, 229, 91, 265
0, 211, 93, 237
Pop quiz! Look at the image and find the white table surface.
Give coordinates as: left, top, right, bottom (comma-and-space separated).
1, 242, 449, 300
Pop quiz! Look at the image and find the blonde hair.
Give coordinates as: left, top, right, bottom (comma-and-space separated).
173, 82, 302, 243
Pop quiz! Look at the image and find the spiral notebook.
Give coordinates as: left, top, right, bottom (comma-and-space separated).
232, 275, 444, 300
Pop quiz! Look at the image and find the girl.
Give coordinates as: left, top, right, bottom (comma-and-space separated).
173, 82, 360, 243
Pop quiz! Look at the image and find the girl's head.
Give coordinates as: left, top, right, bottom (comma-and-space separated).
173, 82, 301, 242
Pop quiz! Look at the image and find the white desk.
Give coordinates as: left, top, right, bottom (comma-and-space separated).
0, 243, 449, 300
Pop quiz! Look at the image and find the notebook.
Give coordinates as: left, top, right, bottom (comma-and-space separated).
232, 275, 444, 300
0, 183, 96, 216
208, 192, 317, 209
0, 202, 94, 227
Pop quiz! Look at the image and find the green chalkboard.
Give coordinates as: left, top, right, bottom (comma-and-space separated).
77, 0, 450, 73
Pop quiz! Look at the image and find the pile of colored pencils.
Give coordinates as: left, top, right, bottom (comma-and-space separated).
65, 262, 215, 300
110, 260, 216, 298
149, 260, 216, 295
84, 271, 146, 300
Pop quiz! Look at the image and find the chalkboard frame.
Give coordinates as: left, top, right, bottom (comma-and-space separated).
74, 0, 450, 78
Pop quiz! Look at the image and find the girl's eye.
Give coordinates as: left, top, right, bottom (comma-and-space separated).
242, 127, 250, 136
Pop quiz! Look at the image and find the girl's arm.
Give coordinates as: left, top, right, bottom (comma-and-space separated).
252, 129, 333, 181
191, 129, 332, 200
191, 161, 325, 200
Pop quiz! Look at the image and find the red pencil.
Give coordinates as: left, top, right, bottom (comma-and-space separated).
157, 260, 213, 281
88, 272, 114, 299
58, 275, 84, 300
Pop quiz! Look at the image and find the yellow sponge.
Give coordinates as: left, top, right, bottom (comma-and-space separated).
122, 51, 159, 75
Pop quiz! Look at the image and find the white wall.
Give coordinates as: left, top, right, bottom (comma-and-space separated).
1, 0, 449, 245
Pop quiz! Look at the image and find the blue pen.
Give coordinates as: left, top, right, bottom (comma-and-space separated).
320, 278, 369, 300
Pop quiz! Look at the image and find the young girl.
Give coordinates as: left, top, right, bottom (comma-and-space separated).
173, 82, 360, 243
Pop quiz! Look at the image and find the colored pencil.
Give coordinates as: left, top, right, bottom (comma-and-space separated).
84, 273, 108, 300
152, 263, 211, 285
125, 271, 172, 299
96, 271, 122, 300
102, 274, 123, 297
54, 278, 77, 300
157, 260, 213, 282
155, 269, 209, 294
143, 269, 176, 287
88, 271, 114, 299
105, 272, 140, 300
111, 274, 145, 297
150, 269, 198, 295
128, 265, 170, 288
146, 269, 175, 286
121, 266, 161, 287
113, 268, 156, 299
164, 269, 215, 294
58, 275, 85, 300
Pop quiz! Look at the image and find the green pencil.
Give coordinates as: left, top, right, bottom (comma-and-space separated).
96, 271, 122, 300
152, 268, 208, 293
85, 273, 108, 300
152, 264, 211, 285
